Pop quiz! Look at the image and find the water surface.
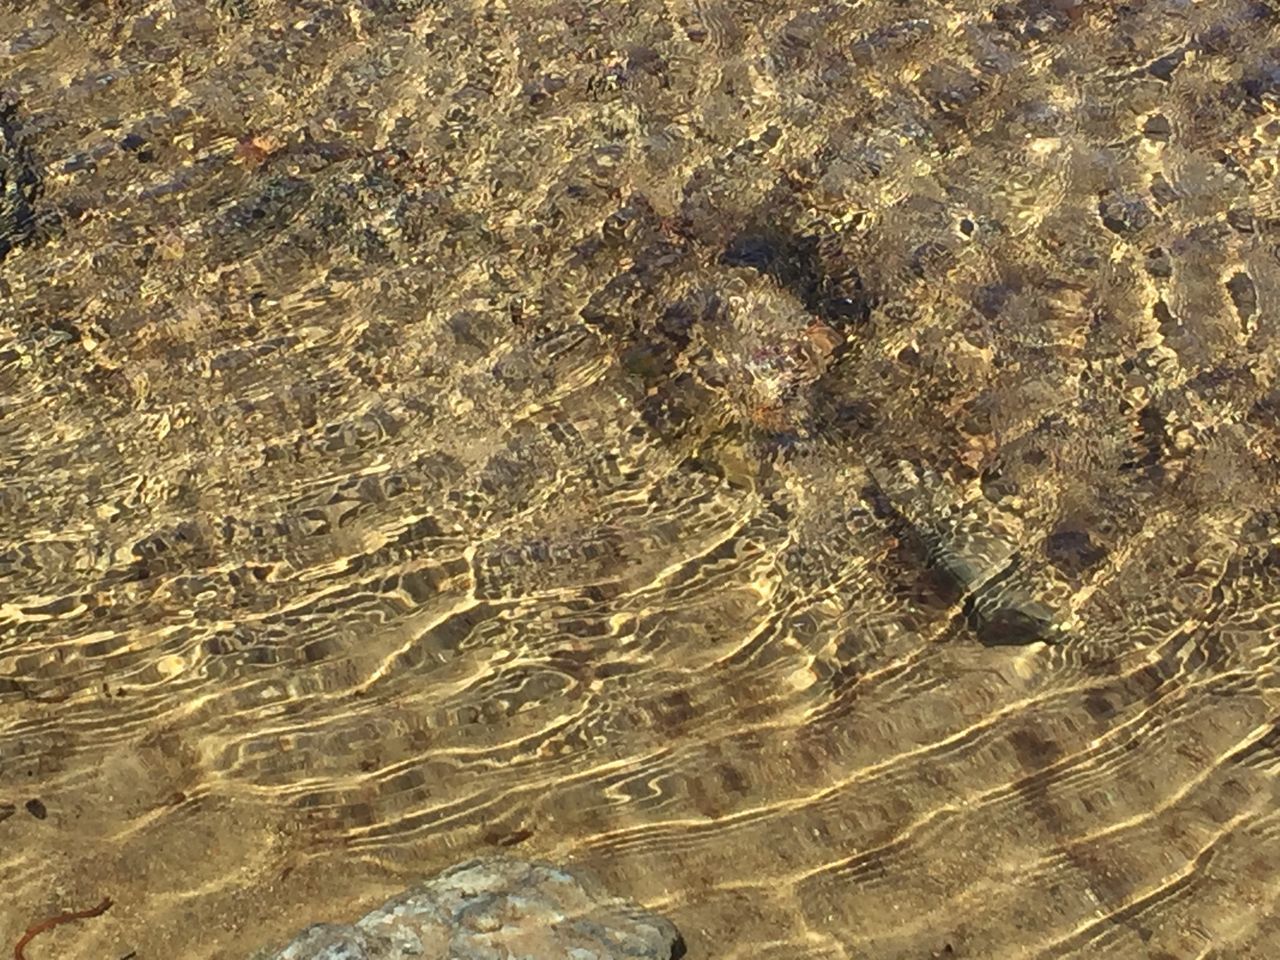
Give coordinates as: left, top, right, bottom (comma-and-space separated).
2, 1, 1279, 957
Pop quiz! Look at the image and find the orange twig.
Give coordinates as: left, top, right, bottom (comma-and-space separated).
14, 897, 112, 960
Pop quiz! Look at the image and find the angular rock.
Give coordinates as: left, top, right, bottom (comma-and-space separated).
256, 857, 685, 960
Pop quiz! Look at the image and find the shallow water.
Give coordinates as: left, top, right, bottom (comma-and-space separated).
2, 1, 1279, 957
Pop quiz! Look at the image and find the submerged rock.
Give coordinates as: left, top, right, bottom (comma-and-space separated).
257, 857, 685, 960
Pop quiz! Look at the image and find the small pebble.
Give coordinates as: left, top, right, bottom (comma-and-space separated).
25, 798, 47, 819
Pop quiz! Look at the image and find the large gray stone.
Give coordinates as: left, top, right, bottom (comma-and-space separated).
258, 857, 685, 960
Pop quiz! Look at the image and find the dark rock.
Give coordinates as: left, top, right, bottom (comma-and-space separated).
1144, 246, 1173, 279
1098, 195, 1153, 236
1044, 528, 1108, 576
0, 97, 52, 264
1148, 49, 1187, 82
720, 227, 870, 329
1226, 272, 1258, 325
972, 599, 1058, 646
1241, 59, 1280, 106
1142, 113, 1172, 142
256, 857, 685, 960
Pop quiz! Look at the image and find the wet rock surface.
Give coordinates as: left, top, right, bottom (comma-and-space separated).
257, 858, 685, 960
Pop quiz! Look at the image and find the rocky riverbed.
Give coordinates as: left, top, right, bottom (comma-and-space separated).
2, 2, 1279, 959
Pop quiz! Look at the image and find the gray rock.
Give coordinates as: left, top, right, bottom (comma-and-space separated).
258, 857, 685, 960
